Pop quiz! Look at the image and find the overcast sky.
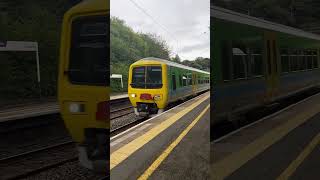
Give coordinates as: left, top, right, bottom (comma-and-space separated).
111, 0, 210, 60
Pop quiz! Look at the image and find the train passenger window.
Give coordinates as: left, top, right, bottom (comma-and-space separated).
172, 74, 176, 90
297, 50, 305, 71
306, 50, 313, 69
182, 76, 187, 86
179, 75, 183, 87
272, 41, 278, 73
267, 40, 272, 75
314, 58, 318, 68
313, 50, 318, 69
250, 49, 263, 76
188, 74, 192, 85
290, 50, 299, 71
301, 51, 307, 70
221, 42, 232, 81
281, 49, 289, 73
232, 48, 247, 79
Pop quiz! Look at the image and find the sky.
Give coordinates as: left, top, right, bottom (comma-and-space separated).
111, 0, 210, 60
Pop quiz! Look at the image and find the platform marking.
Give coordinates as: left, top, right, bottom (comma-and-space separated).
277, 133, 320, 180
138, 104, 210, 180
110, 94, 209, 170
211, 94, 320, 180
110, 92, 207, 141
110, 123, 152, 147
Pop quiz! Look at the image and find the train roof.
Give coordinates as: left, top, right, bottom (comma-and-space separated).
134, 57, 210, 75
65, 0, 108, 17
211, 5, 320, 41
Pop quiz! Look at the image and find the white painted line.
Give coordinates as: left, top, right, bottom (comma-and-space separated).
110, 123, 152, 147
110, 92, 209, 141
213, 92, 320, 143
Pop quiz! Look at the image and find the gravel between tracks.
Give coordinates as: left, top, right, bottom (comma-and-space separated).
110, 111, 141, 131
0, 115, 72, 159
21, 161, 105, 180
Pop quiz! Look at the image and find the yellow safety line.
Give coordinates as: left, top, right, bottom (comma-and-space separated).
277, 133, 320, 180
110, 93, 209, 170
211, 100, 320, 180
138, 104, 210, 180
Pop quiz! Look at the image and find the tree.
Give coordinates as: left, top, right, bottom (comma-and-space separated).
171, 54, 181, 63
110, 16, 172, 92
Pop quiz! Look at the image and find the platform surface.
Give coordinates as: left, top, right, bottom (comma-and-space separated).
0, 93, 128, 122
110, 92, 210, 180
211, 92, 320, 180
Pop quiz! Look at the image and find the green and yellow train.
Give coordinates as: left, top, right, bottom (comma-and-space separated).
128, 57, 210, 116
211, 6, 320, 126
58, 0, 108, 172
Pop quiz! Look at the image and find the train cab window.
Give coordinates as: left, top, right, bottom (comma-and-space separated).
281, 49, 289, 73
69, 15, 108, 86
146, 66, 162, 88
232, 47, 247, 79
132, 66, 145, 88
131, 66, 162, 89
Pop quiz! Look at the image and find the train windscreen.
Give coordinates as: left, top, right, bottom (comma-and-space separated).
131, 66, 162, 89
68, 15, 109, 86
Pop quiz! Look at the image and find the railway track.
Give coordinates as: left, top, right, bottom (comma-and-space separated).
110, 91, 210, 137
0, 141, 77, 180
110, 116, 148, 137
110, 106, 133, 120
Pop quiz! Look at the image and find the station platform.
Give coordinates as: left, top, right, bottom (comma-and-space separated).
0, 93, 128, 122
211, 92, 320, 180
110, 92, 210, 180
111, 93, 128, 100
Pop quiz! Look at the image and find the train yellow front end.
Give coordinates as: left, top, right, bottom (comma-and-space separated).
128, 57, 210, 116
128, 59, 169, 115
58, 0, 109, 172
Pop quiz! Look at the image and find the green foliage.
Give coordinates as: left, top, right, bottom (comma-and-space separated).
181, 57, 210, 72
111, 16, 171, 92
0, 0, 78, 102
172, 54, 181, 63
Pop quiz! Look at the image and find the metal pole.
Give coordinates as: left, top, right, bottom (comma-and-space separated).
121, 76, 123, 88
35, 43, 41, 98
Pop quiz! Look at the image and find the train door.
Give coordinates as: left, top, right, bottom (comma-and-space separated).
264, 32, 280, 100
170, 67, 177, 99
192, 72, 197, 94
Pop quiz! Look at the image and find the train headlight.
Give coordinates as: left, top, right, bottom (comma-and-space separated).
153, 94, 162, 101
130, 93, 136, 98
69, 103, 85, 113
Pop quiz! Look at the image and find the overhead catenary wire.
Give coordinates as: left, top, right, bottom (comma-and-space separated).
127, 0, 180, 56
